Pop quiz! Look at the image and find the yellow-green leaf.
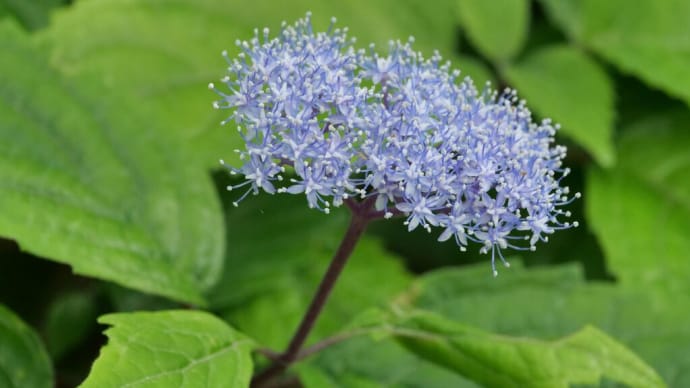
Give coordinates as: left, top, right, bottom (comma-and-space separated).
81, 311, 253, 388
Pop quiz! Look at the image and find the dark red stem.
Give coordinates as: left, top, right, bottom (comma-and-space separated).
251, 205, 370, 387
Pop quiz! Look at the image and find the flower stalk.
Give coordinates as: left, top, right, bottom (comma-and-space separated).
251, 200, 373, 386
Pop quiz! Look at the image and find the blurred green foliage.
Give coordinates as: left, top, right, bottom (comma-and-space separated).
1, 0, 688, 387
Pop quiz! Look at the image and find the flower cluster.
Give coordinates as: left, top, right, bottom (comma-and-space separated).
210, 13, 578, 275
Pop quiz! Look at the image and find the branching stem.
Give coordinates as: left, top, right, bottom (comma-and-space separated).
251, 200, 373, 387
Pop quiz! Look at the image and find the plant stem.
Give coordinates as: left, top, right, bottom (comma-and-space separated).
251, 210, 370, 387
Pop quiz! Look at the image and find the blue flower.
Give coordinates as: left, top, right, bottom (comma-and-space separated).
211, 14, 579, 275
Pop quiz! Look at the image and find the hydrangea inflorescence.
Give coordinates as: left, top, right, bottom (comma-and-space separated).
210, 13, 579, 275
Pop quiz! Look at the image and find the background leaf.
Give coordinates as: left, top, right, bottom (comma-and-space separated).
393, 311, 664, 388
453, 54, 497, 89
539, 0, 690, 108
105, 284, 180, 313
42, 0, 458, 169
0, 0, 66, 30
81, 310, 253, 388
504, 45, 615, 166
0, 305, 53, 388
208, 188, 412, 349
587, 110, 690, 292
0, 22, 224, 305
42, 291, 99, 362
456, 0, 530, 62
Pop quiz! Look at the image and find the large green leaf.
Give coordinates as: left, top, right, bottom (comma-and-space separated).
393, 311, 664, 388
456, 0, 529, 62
0, 22, 224, 305
406, 260, 689, 386
587, 110, 690, 293
208, 191, 412, 349
81, 311, 253, 388
42, 0, 458, 169
539, 0, 690, 107
504, 45, 615, 166
0, 305, 53, 388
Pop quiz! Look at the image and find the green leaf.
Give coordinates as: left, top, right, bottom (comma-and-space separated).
81, 310, 253, 388
42, 0, 458, 169
504, 45, 615, 166
587, 110, 690, 291
208, 191, 412, 349
539, 0, 690, 107
297, 336, 478, 388
456, 0, 529, 62
0, 305, 53, 388
409, 260, 587, 335
393, 311, 664, 388
0, 22, 224, 305
43, 291, 99, 361
0, 0, 65, 30
453, 54, 497, 89
405, 260, 689, 386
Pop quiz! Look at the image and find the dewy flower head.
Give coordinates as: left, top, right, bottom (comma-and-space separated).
210, 13, 579, 275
